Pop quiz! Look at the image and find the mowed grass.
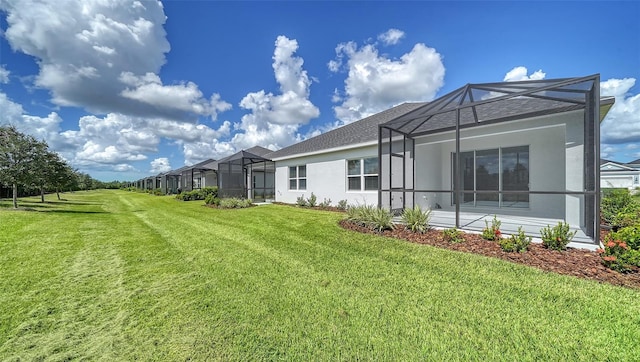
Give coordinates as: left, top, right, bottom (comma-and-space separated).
1, 190, 639, 360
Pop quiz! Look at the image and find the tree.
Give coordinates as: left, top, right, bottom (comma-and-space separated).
38, 151, 76, 201
28, 140, 53, 203
0, 126, 42, 208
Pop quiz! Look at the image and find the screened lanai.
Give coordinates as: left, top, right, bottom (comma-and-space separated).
216, 150, 275, 202
379, 75, 614, 245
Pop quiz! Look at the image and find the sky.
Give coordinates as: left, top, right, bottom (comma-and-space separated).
0, 1, 638, 181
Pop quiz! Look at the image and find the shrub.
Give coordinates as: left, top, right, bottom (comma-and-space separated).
369, 207, 394, 232
204, 194, 220, 206
346, 204, 394, 232
346, 204, 375, 224
319, 198, 332, 208
401, 206, 431, 233
218, 198, 253, 209
611, 203, 640, 229
175, 187, 218, 201
607, 226, 640, 250
540, 221, 576, 251
481, 215, 502, 241
153, 188, 163, 196
296, 196, 308, 207
597, 239, 639, 272
601, 188, 634, 226
337, 199, 348, 210
442, 227, 464, 243
600, 226, 640, 272
307, 192, 317, 207
499, 226, 531, 253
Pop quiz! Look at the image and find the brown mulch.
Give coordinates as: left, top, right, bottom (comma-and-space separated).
339, 220, 640, 289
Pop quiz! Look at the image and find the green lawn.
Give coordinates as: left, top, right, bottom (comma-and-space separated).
1, 190, 639, 360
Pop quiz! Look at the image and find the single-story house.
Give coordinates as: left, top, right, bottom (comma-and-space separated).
600, 159, 640, 189
179, 159, 217, 192
268, 74, 613, 246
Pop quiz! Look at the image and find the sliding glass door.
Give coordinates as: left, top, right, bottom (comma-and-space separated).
452, 146, 529, 208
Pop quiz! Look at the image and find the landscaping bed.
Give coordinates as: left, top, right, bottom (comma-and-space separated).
339, 219, 640, 289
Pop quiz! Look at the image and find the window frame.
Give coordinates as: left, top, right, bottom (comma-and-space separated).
288, 165, 307, 191
347, 157, 379, 192
452, 145, 529, 208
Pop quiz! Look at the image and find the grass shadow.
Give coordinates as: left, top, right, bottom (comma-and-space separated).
0, 203, 53, 209
42, 210, 109, 214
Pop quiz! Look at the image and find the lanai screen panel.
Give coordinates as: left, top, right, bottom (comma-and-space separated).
218, 159, 245, 198
249, 161, 275, 202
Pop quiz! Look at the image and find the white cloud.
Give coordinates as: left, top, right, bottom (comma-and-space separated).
150, 157, 171, 173
378, 28, 405, 46
114, 164, 136, 172
600, 78, 640, 145
61, 113, 236, 167
0, 92, 24, 124
329, 37, 445, 124
0, 0, 229, 122
0, 91, 74, 152
503, 66, 546, 82
119, 72, 231, 120
230, 35, 319, 150
0, 65, 9, 83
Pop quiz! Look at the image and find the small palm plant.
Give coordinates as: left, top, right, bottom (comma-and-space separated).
401, 206, 432, 233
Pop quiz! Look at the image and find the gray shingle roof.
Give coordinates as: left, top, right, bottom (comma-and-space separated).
245, 145, 273, 157
266, 102, 427, 160
385, 97, 615, 137
187, 158, 217, 171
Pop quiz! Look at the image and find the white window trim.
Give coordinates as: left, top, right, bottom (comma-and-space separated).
289, 165, 307, 191
347, 157, 378, 192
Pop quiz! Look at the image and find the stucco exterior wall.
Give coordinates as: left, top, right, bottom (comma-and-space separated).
274, 144, 379, 206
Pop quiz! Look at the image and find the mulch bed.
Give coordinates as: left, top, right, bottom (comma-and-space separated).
339, 220, 640, 289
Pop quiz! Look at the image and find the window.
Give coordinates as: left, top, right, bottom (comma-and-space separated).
289, 165, 306, 190
452, 146, 529, 208
347, 157, 378, 191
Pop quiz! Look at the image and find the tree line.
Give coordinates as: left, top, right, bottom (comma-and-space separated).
0, 125, 123, 208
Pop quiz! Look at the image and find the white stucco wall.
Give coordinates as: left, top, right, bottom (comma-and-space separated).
274, 145, 379, 206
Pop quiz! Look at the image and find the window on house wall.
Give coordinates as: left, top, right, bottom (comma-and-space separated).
347, 157, 379, 191
289, 165, 306, 190
452, 146, 529, 208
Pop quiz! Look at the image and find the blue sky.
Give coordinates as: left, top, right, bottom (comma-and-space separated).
0, 1, 638, 181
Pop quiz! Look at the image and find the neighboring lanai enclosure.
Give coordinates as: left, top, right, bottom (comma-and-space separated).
379, 75, 614, 245
216, 150, 275, 202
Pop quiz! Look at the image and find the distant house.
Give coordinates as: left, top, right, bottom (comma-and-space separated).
600, 159, 640, 189
269, 75, 614, 246
213, 146, 275, 201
